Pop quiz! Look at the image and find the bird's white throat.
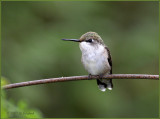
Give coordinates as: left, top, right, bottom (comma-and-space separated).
79, 42, 111, 75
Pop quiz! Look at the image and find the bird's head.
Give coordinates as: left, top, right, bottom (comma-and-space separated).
62, 31, 104, 45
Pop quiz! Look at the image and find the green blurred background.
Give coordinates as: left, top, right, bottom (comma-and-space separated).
2, 1, 159, 118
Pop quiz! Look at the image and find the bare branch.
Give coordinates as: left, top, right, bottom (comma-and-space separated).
2, 74, 159, 90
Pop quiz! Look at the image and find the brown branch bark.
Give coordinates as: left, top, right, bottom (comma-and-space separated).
2, 74, 159, 90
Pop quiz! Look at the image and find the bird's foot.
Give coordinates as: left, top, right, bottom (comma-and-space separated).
88, 74, 92, 79
98, 74, 104, 79
88, 74, 104, 79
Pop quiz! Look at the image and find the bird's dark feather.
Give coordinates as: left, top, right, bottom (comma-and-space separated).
105, 46, 112, 74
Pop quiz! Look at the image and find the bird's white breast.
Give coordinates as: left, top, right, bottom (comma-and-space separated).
79, 42, 111, 75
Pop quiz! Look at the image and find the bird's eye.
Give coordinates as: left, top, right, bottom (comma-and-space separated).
87, 39, 93, 43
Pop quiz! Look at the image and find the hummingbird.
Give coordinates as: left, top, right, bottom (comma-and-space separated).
62, 32, 113, 91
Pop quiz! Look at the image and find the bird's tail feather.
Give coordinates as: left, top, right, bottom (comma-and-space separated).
97, 79, 113, 92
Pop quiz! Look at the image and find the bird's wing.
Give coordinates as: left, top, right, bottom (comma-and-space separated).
105, 46, 112, 74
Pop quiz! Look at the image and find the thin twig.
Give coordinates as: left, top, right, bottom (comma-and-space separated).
2, 74, 159, 90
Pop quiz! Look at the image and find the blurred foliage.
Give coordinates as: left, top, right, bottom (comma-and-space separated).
1, 77, 43, 118
1, 1, 159, 118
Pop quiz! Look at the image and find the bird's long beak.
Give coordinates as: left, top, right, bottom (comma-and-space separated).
62, 39, 81, 42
